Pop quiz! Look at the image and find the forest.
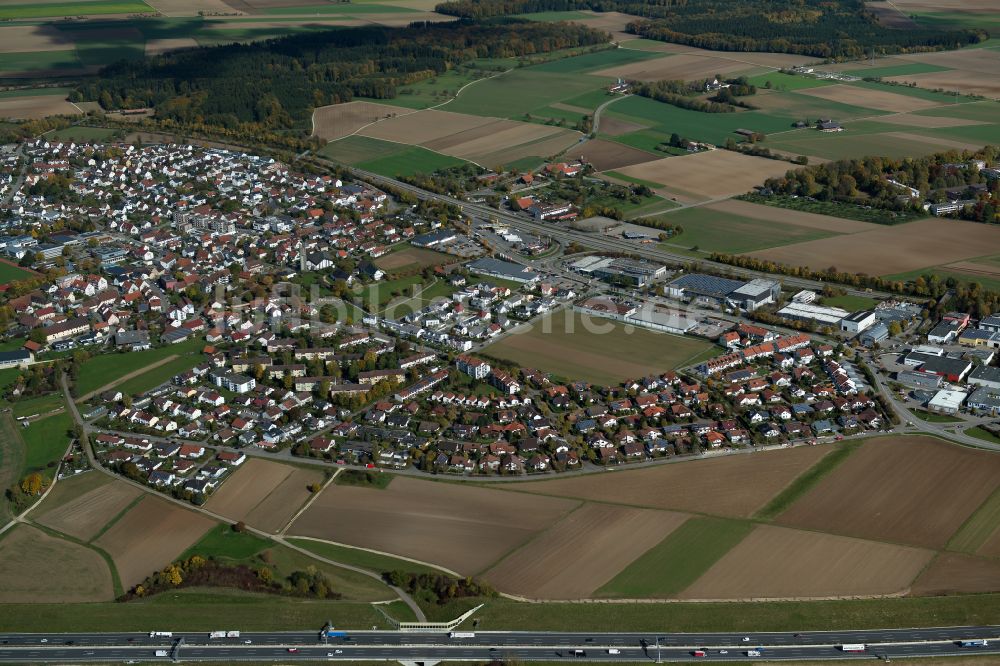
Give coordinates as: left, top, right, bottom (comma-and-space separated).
72, 20, 608, 137
434, 0, 987, 58
760, 147, 1000, 223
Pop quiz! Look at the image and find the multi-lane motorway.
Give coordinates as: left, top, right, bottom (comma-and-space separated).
2, 627, 998, 662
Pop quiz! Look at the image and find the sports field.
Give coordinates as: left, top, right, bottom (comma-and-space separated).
373, 246, 454, 275
483, 310, 717, 385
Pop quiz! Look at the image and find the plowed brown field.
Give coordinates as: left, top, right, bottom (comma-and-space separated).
206, 458, 319, 533
750, 217, 1000, 275
35, 474, 141, 541
615, 151, 793, 203
483, 503, 688, 599
796, 84, 940, 112
911, 553, 1000, 596
777, 436, 1000, 549
594, 53, 761, 83
513, 445, 830, 518
0, 525, 114, 602
289, 476, 579, 573
580, 138, 657, 171
95, 496, 215, 588
312, 101, 415, 141
679, 525, 932, 599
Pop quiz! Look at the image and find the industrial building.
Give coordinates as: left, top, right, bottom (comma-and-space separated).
466, 257, 540, 284
927, 389, 967, 415
666, 274, 779, 311
776, 302, 849, 327
573, 256, 667, 287
840, 310, 876, 334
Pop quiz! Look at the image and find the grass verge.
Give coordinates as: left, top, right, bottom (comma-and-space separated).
754, 441, 860, 520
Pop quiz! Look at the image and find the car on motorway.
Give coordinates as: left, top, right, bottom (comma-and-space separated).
40, 639, 48, 643
244, 639, 252, 644
741, 636, 750, 642
719, 649, 728, 655
327, 650, 343, 655
287, 648, 299, 653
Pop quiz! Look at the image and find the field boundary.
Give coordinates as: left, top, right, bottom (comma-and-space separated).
754, 441, 860, 520
85, 492, 146, 543
289, 535, 461, 577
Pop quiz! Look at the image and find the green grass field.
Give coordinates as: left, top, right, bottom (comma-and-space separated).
47, 126, 120, 142
528, 47, 659, 74
288, 538, 447, 576
483, 310, 717, 386
746, 72, 836, 91
652, 206, 840, 255
0, 0, 150, 19
74, 338, 204, 398
464, 594, 1000, 632
595, 517, 753, 598
112, 352, 207, 397
0, 260, 37, 283
844, 62, 952, 78
964, 426, 1000, 445
914, 101, 1000, 123
11, 393, 65, 419
605, 95, 799, 147
444, 67, 609, 120
182, 524, 272, 561
820, 294, 879, 311
912, 409, 963, 423
354, 274, 425, 311
886, 267, 1000, 293
765, 125, 962, 161
319, 135, 466, 177
947, 487, 1000, 553
0, 414, 26, 520
0, 50, 83, 74
603, 170, 665, 189
754, 441, 860, 520
260, 2, 410, 13
380, 279, 455, 317
20, 411, 73, 482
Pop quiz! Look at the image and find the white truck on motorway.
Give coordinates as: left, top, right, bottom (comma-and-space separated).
209, 630, 240, 638
149, 632, 172, 638
449, 632, 475, 638
747, 649, 762, 657
155, 650, 170, 657
608, 648, 621, 655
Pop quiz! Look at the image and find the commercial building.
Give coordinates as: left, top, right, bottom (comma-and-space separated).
896, 370, 943, 391
777, 302, 849, 327
968, 364, 1000, 390
728, 279, 781, 311
967, 387, 1000, 415
467, 257, 540, 284
927, 389, 967, 415
587, 257, 667, 287
666, 274, 778, 311
840, 310, 876, 335
860, 322, 889, 346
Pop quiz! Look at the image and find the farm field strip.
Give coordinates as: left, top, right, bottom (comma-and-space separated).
776, 436, 1000, 549
749, 217, 1000, 276
0, 524, 115, 602
596, 516, 754, 598
947, 486, 1000, 554
509, 444, 832, 518
483, 503, 689, 599
910, 553, 1000, 596
678, 524, 934, 600
34, 474, 142, 542
289, 475, 580, 574
95, 495, 216, 588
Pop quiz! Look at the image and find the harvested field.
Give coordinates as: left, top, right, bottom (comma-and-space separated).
903, 47, 1000, 75
483, 503, 688, 599
0, 25, 72, 53
0, 525, 113, 602
599, 116, 649, 136
911, 553, 1000, 596
881, 112, 989, 128
312, 101, 415, 142
516, 445, 831, 518
145, 38, 198, 55
480, 130, 580, 166
440, 123, 570, 161
704, 199, 880, 234
576, 137, 655, 171
374, 246, 453, 273
420, 119, 516, 152
615, 151, 793, 203
289, 476, 579, 574
0, 94, 80, 119
750, 217, 1000, 276
593, 53, 760, 83
360, 109, 493, 145
888, 72, 1000, 98
205, 458, 320, 533
34, 474, 141, 541
95, 495, 216, 588
679, 525, 932, 600
777, 436, 1000, 549
484, 310, 716, 386
796, 83, 940, 112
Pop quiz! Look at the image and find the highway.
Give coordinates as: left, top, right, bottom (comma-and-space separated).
1, 627, 999, 662
331, 162, 888, 300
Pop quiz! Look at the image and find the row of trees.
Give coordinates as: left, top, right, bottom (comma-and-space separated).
434, 0, 986, 58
